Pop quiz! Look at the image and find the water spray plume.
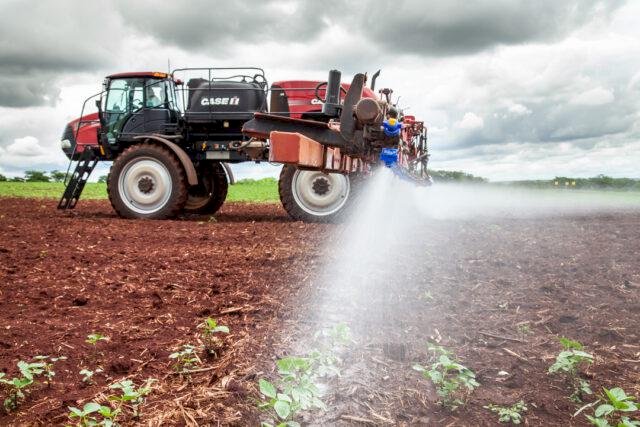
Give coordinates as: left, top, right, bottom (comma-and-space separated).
291, 168, 640, 422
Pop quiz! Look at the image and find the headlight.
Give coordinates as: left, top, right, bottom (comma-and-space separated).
60, 139, 71, 150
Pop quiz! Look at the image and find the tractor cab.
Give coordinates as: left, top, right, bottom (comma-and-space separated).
100, 72, 180, 146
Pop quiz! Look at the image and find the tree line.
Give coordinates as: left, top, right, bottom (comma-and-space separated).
0, 171, 108, 183
1, 169, 638, 190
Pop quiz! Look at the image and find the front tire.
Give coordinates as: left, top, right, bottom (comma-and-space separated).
279, 165, 351, 222
107, 143, 188, 219
184, 162, 229, 214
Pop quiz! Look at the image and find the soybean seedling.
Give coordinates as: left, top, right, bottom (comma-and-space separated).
516, 323, 533, 341
548, 337, 594, 402
67, 401, 120, 427
258, 323, 350, 426
79, 368, 103, 385
198, 318, 229, 356
0, 360, 47, 411
169, 344, 201, 372
108, 378, 155, 420
485, 400, 528, 424
585, 387, 639, 427
33, 355, 67, 386
310, 323, 352, 378
413, 342, 480, 410
258, 357, 326, 426
86, 333, 109, 345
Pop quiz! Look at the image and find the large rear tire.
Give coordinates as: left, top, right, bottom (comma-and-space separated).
107, 143, 188, 219
279, 165, 351, 222
184, 162, 229, 214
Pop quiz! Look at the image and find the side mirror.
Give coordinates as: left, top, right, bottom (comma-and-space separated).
95, 99, 101, 110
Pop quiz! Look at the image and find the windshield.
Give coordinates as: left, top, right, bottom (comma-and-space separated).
103, 77, 174, 142
105, 78, 145, 114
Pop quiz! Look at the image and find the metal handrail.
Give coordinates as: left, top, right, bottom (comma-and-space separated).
64, 91, 104, 185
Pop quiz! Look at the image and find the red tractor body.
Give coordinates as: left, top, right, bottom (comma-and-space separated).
63, 78, 377, 159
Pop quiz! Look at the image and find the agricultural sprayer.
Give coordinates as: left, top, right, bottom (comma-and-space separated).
58, 68, 431, 222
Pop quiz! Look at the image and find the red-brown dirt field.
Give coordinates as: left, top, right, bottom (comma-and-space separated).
0, 198, 639, 426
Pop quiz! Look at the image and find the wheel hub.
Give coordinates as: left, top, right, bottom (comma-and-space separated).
291, 170, 350, 216
137, 176, 155, 194
312, 177, 330, 196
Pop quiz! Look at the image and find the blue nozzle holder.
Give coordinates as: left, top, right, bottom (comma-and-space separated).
382, 119, 402, 137
379, 147, 399, 167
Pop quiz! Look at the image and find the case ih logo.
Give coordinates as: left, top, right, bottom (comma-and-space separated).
201, 96, 240, 106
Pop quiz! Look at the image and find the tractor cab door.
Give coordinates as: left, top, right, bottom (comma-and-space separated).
140, 79, 179, 133
103, 77, 177, 144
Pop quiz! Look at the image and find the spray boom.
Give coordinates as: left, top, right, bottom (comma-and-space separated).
242, 69, 431, 184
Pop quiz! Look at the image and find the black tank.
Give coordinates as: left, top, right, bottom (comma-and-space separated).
185, 79, 266, 122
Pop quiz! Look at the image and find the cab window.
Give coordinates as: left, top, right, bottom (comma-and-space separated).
105, 78, 145, 113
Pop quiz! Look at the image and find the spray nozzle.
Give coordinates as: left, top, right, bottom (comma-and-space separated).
379, 148, 399, 167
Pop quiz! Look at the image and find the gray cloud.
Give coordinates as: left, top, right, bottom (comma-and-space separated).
0, 0, 124, 107
114, 0, 330, 51
111, 1, 624, 59
0, 75, 60, 108
356, 0, 624, 56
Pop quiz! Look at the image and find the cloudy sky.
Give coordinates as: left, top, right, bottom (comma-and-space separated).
1, 0, 639, 181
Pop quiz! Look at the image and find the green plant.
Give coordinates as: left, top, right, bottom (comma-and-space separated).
516, 323, 533, 339
421, 291, 434, 301
169, 344, 201, 372
413, 342, 480, 410
258, 324, 350, 426
79, 368, 103, 384
258, 357, 325, 426
485, 400, 528, 424
199, 317, 230, 335
310, 323, 351, 378
108, 379, 155, 419
86, 333, 109, 345
0, 366, 38, 412
586, 387, 639, 427
0, 356, 65, 411
33, 355, 67, 385
68, 401, 120, 426
548, 337, 594, 402
198, 318, 229, 356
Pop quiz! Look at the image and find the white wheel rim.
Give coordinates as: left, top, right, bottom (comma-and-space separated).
291, 169, 350, 216
118, 156, 172, 215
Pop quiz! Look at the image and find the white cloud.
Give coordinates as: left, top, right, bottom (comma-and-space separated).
6, 136, 46, 157
570, 86, 615, 106
456, 112, 484, 130
507, 102, 532, 116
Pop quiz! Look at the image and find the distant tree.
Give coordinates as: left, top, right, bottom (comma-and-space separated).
10, 176, 25, 182
97, 175, 108, 183
430, 170, 487, 183
50, 170, 66, 182
0, 174, 7, 182
24, 170, 50, 182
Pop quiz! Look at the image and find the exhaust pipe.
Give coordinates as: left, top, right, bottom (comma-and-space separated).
370, 69, 381, 91
322, 69, 342, 117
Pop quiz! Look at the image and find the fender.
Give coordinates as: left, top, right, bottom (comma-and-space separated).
132, 134, 198, 186
221, 162, 235, 185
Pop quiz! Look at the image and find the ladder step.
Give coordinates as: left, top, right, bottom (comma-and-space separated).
58, 148, 99, 210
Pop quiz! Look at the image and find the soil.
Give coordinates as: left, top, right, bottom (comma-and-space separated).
0, 198, 639, 426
